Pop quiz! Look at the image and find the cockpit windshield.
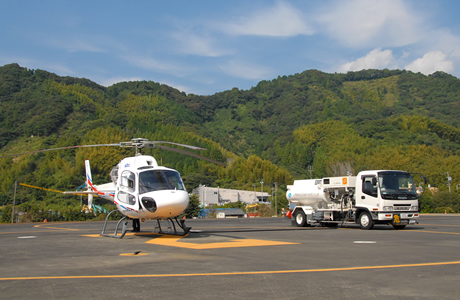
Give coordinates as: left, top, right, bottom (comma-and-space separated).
378, 171, 417, 200
138, 170, 185, 194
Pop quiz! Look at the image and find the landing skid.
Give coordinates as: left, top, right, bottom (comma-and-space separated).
154, 217, 191, 236
100, 210, 129, 239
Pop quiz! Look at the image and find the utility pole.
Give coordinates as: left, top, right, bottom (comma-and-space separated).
260, 180, 264, 202
271, 187, 274, 215
445, 172, 452, 192
308, 165, 313, 179
274, 182, 278, 217
11, 181, 17, 223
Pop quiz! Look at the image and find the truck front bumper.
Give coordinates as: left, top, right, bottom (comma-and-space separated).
377, 212, 419, 224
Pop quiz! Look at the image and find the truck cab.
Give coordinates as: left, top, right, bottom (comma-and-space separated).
354, 170, 420, 229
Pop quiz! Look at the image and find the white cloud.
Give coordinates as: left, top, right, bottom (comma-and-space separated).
223, 1, 314, 37
318, 0, 423, 47
426, 29, 460, 59
123, 55, 188, 76
405, 51, 454, 75
47, 37, 106, 53
172, 32, 230, 57
338, 48, 395, 73
220, 60, 272, 80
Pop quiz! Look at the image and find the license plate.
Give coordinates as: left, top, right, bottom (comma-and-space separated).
393, 214, 401, 224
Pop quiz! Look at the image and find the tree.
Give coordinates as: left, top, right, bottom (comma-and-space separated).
183, 194, 201, 218
0, 205, 12, 223
432, 191, 460, 213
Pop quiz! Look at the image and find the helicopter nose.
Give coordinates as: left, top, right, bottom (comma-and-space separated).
140, 191, 189, 217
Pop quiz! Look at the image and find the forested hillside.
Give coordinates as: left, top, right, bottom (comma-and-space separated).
1, 63, 460, 220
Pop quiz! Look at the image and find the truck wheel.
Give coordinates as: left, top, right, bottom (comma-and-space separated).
392, 224, 406, 230
359, 211, 374, 230
294, 210, 307, 227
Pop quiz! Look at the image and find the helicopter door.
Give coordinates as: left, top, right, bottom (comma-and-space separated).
117, 171, 138, 210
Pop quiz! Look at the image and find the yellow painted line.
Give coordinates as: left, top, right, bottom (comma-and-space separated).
340, 227, 460, 236
1, 260, 460, 281
34, 225, 80, 231
120, 253, 149, 256
414, 230, 460, 235
0, 231, 59, 235
419, 224, 460, 227
82, 232, 152, 237
0, 228, 100, 235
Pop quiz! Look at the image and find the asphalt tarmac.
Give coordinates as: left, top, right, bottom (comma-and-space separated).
1, 215, 460, 299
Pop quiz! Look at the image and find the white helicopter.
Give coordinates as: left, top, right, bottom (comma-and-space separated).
1, 138, 225, 238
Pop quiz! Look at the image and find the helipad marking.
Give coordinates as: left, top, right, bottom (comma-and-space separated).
144, 235, 300, 249
82, 233, 300, 249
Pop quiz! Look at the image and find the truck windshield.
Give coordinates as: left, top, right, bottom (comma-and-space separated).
378, 172, 417, 200
138, 170, 185, 194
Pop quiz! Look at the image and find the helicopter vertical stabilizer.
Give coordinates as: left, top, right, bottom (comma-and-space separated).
85, 160, 93, 187
85, 160, 93, 210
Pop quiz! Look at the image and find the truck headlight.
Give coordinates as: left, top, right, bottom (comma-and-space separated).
411, 206, 418, 211
383, 206, 392, 211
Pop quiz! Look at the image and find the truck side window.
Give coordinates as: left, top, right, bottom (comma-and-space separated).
362, 176, 377, 197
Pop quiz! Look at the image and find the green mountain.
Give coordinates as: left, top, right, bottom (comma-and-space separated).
1, 63, 460, 219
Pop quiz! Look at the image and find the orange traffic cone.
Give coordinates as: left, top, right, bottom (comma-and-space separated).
286, 211, 292, 219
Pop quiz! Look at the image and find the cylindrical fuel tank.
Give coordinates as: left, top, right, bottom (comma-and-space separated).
286, 179, 328, 206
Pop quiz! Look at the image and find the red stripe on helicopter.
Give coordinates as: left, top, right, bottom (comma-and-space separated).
86, 177, 106, 196
114, 200, 139, 213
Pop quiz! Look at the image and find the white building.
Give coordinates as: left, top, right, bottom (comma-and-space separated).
192, 185, 271, 206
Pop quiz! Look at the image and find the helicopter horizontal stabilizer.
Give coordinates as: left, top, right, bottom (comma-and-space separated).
63, 191, 98, 195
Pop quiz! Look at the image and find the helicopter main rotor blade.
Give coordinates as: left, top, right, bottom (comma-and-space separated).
158, 145, 226, 166
0, 143, 122, 159
144, 141, 207, 151
0, 138, 226, 166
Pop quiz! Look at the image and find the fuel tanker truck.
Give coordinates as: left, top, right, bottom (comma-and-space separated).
286, 170, 425, 229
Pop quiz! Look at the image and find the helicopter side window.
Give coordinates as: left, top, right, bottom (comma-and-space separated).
121, 171, 135, 191
118, 191, 136, 205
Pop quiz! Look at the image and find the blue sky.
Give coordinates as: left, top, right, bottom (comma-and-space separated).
1, 0, 460, 95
